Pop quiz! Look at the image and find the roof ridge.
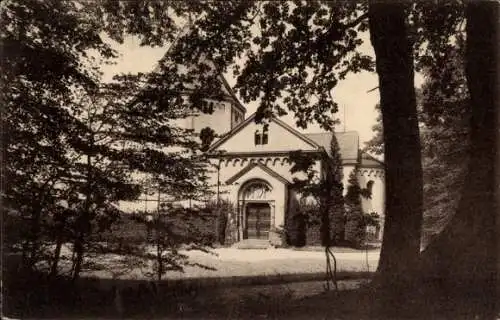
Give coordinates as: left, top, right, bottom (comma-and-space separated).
208, 112, 322, 152
152, 23, 246, 113
225, 162, 290, 185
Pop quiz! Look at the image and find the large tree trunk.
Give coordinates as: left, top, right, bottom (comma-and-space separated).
368, 0, 423, 302
419, 2, 498, 317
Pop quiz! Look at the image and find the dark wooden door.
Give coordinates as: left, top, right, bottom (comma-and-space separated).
246, 203, 271, 239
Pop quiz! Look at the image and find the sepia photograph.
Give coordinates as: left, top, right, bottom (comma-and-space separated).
1, 0, 498, 319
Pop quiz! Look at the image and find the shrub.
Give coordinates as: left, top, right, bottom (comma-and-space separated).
289, 212, 307, 247
216, 208, 228, 245
363, 211, 381, 241
344, 170, 365, 248
204, 199, 235, 246
285, 197, 307, 247
285, 197, 326, 247
344, 206, 365, 248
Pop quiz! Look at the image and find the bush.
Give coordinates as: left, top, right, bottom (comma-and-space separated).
329, 196, 346, 245
344, 207, 365, 248
216, 208, 228, 245
285, 198, 324, 247
344, 170, 366, 248
287, 212, 307, 247
204, 199, 235, 246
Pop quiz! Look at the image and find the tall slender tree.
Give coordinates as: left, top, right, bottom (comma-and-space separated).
328, 133, 345, 244
344, 170, 364, 248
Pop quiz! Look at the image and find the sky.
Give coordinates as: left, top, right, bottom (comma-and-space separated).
100, 34, 424, 147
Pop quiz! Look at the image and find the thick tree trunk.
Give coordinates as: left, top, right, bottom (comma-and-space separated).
368, 0, 423, 298
419, 2, 498, 317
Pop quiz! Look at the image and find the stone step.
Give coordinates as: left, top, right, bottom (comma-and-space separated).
232, 239, 271, 249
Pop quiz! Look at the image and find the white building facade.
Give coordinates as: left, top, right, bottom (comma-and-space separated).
184, 80, 386, 245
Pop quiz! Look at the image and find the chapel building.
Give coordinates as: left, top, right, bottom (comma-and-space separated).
182, 77, 386, 245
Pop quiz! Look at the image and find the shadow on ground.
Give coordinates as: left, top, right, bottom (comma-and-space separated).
3, 252, 494, 320
3, 266, 373, 319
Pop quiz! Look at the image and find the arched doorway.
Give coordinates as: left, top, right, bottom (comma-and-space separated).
239, 179, 273, 240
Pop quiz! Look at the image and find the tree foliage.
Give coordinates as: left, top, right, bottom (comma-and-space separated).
289, 150, 328, 245
327, 133, 345, 244
288, 132, 345, 246
344, 169, 364, 247
2, 0, 112, 270
2, 0, 212, 283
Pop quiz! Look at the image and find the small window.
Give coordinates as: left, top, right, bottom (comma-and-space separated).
201, 100, 208, 112
235, 114, 242, 124
254, 130, 261, 145
262, 124, 269, 144
201, 100, 214, 113
367, 180, 374, 193
254, 125, 269, 145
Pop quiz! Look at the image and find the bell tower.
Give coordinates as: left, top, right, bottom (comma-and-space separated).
187, 76, 246, 136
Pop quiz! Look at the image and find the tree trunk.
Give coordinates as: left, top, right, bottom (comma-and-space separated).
50, 238, 63, 278
419, 2, 498, 317
72, 150, 93, 282
368, 0, 423, 300
25, 203, 42, 271
72, 236, 85, 281
50, 214, 67, 278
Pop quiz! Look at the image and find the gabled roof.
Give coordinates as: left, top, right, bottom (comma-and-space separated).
360, 151, 384, 168
207, 113, 321, 153
152, 24, 246, 114
304, 131, 360, 161
225, 162, 290, 185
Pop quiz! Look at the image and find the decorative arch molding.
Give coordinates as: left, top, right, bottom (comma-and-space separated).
272, 158, 280, 167
233, 158, 240, 167
241, 158, 248, 166
238, 179, 273, 201
358, 168, 385, 178
237, 178, 276, 241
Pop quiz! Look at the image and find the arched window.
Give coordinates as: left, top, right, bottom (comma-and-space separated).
367, 180, 374, 193
254, 129, 261, 145
201, 100, 214, 113
262, 124, 269, 144
254, 125, 269, 145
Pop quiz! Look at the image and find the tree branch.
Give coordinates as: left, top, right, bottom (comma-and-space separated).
326, 12, 368, 39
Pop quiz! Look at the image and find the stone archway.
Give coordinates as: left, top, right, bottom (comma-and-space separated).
238, 179, 275, 240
